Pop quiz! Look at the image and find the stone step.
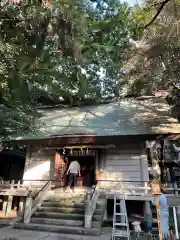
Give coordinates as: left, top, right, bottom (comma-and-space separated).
31, 217, 101, 228
14, 222, 100, 236
33, 212, 102, 221
47, 191, 85, 195
31, 217, 83, 227
45, 196, 85, 202
47, 191, 86, 199
37, 206, 103, 215
37, 206, 84, 214
50, 192, 86, 196
42, 201, 104, 210
42, 201, 84, 208
33, 212, 84, 220
51, 187, 88, 193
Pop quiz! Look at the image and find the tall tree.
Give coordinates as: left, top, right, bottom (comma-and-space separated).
124, 0, 180, 119
0, 0, 139, 139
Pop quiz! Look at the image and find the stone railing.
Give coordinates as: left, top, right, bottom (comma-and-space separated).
23, 181, 52, 224
84, 185, 100, 228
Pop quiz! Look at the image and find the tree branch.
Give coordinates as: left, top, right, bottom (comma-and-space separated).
144, 0, 172, 29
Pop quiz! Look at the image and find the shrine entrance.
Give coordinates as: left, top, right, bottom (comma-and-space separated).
67, 155, 96, 188
54, 148, 97, 188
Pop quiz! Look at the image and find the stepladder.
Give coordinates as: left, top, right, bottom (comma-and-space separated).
112, 195, 130, 240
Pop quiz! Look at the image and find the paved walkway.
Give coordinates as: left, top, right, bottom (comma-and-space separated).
0, 226, 112, 240
0, 226, 151, 240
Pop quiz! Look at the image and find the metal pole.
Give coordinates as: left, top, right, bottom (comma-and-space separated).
173, 207, 179, 239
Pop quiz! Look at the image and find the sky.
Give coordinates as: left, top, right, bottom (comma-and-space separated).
125, 0, 143, 5
126, 0, 137, 4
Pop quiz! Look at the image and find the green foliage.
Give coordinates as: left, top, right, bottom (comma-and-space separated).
124, 0, 180, 120
0, 0, 139, 139
0, 1, 49, 138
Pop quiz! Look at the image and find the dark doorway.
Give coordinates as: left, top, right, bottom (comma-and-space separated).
66, 156, 96, 187
0, 149, 25, 181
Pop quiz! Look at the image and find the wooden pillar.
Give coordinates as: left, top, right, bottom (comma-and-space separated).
2, 196, 8, 215
24, 193, 33, 224
18, 197, 25, 217
95, 151, 99, 181
143, 201, 152, 233
120, 200, 125, 223
167, 168, 173, 187
23, 146, 31, 181
140, 153, 149, 183
103, 198, 107, 221
96, 150, 108, 220
54, 152, 66, 188
6, 196, 13, 216
50, 156, 55, 181
140, 147, 149, 196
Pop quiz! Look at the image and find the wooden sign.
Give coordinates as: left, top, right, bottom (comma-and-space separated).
150, 180, 161, 195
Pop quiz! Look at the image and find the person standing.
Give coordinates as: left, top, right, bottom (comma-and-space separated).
66, 160, 81, 191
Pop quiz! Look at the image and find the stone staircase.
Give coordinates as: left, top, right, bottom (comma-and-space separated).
14, 189, 106, 236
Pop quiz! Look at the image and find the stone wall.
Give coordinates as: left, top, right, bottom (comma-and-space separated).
23, 146, 55, 181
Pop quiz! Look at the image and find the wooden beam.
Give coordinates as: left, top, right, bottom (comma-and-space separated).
0, 191, 28, 196
106, 194, 152, 201
44, 144, 116, 150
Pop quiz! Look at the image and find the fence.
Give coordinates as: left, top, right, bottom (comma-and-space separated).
0, 180, 49, 218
